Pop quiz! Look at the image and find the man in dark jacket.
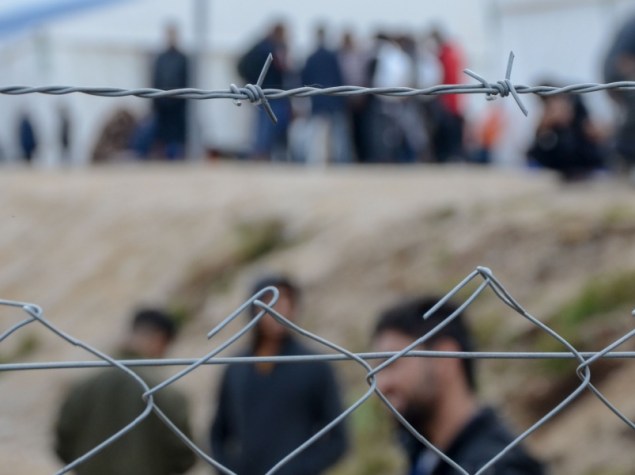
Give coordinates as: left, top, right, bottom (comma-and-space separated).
237, 22, 293, 161
300, 25, 351, 164
210, 274, 348, 474
527, 89, 605, 181
54, 309, 196, 475
372, 296, 546, 475
152, 24, 189, 159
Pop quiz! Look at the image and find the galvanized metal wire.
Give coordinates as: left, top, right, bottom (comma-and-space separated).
2, 266, 634, 474
3, 52, 635, 120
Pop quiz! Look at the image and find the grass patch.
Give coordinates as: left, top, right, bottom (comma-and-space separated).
0, 333, 41, 370
329, 396, 404, 475
526, 270, 635, 377
234, 218, 287, 263
601, 204, 635, 227
167, 218, 291, 321
554, 270, 635, 329
427, 205, 457, 223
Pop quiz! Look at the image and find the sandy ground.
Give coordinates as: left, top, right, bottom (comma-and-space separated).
1, 162, 635, 474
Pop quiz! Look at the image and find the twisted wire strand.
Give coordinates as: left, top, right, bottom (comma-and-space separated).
3, 49, 635, 122
2, 81, 634, 100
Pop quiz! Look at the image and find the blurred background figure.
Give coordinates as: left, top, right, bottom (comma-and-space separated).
58, 105, 72, 164
415, 29, 443, 163
17, 111, 38, 163
210, 273, 348, 475
91, 109, 138, 163
54, 308, 196, 475
337, 29, 372, 163
372, 296, 546, 475
151, 23, 190, 160
467, 104, 504, 165
527, 85, 606, 181
428, 27, 466, 163
368, 32, 428, 163
300, 24, 351, 165
603, 13, 635, 181
237, 21, 293, 161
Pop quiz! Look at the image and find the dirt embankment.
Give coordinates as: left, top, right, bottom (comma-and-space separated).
1, 163, 635, 475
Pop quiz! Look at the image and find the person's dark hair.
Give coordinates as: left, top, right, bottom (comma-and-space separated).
132, 308, 177, 342
270, 21, 286, 42
374, 296, 476, 391
536, 79, 591, 129
249, 273, 299, 318
315, 24, 326, 43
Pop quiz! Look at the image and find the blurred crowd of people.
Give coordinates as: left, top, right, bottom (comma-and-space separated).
53, 273, 546, 475
8, 16, 635, 185
226, 16, 635, 183
91, 16, 635, 184
236, 22, 469, 165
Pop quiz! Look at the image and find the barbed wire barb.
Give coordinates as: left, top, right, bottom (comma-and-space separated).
229, 52, 278, 123
463, 51, 528, 116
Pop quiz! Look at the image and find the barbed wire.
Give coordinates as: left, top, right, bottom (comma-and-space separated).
2, 266, 635, 474
2, 52, 635, 122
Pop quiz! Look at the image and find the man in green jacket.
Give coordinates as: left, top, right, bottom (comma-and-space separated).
54, 309, 196, 475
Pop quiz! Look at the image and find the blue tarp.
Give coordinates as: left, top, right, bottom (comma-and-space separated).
0, 0, 129, 38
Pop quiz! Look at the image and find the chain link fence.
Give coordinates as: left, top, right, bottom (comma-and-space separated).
2, 267, 634, 474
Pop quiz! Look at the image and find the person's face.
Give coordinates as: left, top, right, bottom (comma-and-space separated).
542, 96, 574, 127
272, 24, 286, 44
166, 26, 178, 48
256, 288, 295, 342
373, 330, 440, 429
130, 326, 171, 359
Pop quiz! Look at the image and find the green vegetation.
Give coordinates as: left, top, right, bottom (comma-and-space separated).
601, 204, 635, 227
555, 271, 635, 329
427, 205, 457, 223
329, 396, 404, 475
584, 469, 632, 475
168, 218, 292, 321
233, 218, 287, 263
526, 270, 635, 377
0, 332, 40, 368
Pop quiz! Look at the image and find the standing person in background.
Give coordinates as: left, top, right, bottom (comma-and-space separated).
337, 29, 372, 163
18, 112, 37, 163
603, 13, 635, 182
237, 22, 293, 161
54, 309, 196, 475
467, 104, 504, 165
59, 105, 72, 164
210, 274, 348, 475
152, 23, 190, 160
301, 24, 351, 165
429, 27, 466, 162
415, 31, 443, 163
372, 296, 546, 475
369, 32, 426, 163
527, 86, 606, 181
